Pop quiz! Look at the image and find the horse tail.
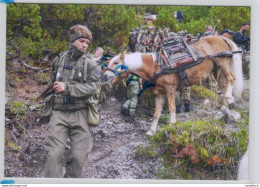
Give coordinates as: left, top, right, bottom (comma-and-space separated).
229, 39, 244, 98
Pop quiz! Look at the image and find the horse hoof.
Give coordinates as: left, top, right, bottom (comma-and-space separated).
146, 130, 155, 136
225, 114, 231, 123
229, 103, 236, 109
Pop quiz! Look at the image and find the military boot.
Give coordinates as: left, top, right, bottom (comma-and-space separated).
176, 105, 181, 113
121, 106, 129, 116
184, 103, 192, 113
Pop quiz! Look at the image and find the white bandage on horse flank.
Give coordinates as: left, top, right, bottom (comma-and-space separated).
125, 52, 143, 71
237, 150, 248, 180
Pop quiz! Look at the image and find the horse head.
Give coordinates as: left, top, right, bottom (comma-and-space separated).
102, 51, 129, 86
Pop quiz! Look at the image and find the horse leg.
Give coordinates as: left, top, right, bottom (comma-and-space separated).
215, 58, 235, 107
146, 93, 166, 136
166, 90, 177, 124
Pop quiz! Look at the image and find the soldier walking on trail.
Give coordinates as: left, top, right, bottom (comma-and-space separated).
233, 23, 250, 52
176, 87, 192, 113
233, 23, 250, 79
43, 25, 100, 178
121, 74, 142, 118
128, 28, 139, 53
137, 25, 154, 53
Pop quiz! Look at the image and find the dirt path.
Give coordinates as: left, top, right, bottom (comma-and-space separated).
4, 79, 249, 179
82, 97, 162, 179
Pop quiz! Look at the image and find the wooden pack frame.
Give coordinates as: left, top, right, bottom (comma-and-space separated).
161, 36, 199, 69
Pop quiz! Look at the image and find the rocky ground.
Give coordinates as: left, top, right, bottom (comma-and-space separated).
4, 62, 250, 179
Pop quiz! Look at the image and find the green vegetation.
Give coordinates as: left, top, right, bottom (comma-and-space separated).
8, 100, 28, 119
191, 85, 218, 100
7, 4, 250, 63
136, 116, 249, 179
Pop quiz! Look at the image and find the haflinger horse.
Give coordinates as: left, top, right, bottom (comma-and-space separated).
102, 36, 243, 136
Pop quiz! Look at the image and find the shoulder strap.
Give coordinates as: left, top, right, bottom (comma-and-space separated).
56, 52, 67, 81
83, 55, 89, 82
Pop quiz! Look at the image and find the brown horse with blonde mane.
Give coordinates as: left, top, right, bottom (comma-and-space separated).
103, 36, 243, 136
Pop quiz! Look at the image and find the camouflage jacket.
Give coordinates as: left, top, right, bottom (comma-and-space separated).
51, 45, 100, 111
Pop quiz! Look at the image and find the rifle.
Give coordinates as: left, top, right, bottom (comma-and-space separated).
212, 25, 217, 35
37, 84, 54, 101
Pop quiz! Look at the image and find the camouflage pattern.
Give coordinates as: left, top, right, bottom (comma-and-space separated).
122, 80, 139, 116
51, 46, 100, 112
44, 44, 100, 178
140, 30, 153, 53
176, 86, 191, 105
238, 46, 250, 79
163, 27, 170, 38
208, 73, 219, 93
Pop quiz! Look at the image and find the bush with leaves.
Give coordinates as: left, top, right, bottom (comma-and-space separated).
136, 117, 248, 179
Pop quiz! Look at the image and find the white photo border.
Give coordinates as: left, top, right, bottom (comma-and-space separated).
0, 0, 259, 184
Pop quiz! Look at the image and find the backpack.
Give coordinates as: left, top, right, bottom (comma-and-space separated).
129, 31, 138, 51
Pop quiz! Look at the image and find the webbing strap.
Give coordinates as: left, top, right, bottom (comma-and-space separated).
56, 52, 67, 81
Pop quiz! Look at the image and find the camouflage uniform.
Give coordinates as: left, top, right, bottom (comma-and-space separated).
176, 86, 191, 113
121, 74, 140, 116
238, 46, 250, 79
128, 29, 138, 53
44, 31, 100, 177
163, 27, 170, 38
140, 26, 153, 53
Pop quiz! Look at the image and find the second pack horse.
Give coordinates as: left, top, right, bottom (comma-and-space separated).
103, 36, 243, 136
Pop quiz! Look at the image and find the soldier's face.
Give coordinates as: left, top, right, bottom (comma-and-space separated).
242, 25, 250, 32
72, 38, 90, 52
95, 49, 104, 58
206, 27, 212, 32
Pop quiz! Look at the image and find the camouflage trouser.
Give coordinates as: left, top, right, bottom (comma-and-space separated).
135, 44, 140, 52
208, 73, 219, 93
122, 81, 139, 116
138, 44, 146, 53
238, 47, 250, 79
44, 109, 93, 178
176, 86, 191, 105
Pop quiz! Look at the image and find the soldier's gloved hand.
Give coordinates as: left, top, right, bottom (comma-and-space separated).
53, 81, 65, 93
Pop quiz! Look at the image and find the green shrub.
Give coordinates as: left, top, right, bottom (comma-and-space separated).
191, 85, 217, 100
136, 118, 249, 179
8, 100, 27, 118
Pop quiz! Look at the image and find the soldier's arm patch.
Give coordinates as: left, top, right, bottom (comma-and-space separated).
94, 70, 100, 78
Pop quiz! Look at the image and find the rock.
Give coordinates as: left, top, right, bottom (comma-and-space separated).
107, 121, 113, 125
203, 99, 210, 106
29, 105, 37, 111
230, 110, 241, 120
110, 97, 116, 101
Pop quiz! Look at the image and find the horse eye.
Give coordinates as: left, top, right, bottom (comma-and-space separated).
114, 62, 119, 65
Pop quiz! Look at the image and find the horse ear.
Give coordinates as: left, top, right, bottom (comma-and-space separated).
121, 50, 127, 58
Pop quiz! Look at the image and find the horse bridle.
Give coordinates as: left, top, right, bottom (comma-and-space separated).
106, 57, 129, 78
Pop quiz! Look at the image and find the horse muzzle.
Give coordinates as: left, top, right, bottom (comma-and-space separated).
102, 74, 113, 84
